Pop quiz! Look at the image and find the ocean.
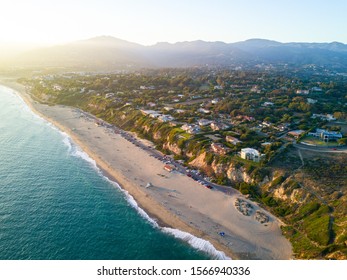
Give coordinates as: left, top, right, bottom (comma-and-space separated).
0, 85, 228, 260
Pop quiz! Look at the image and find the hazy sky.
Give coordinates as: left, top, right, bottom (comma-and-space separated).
1, 0, 346, 45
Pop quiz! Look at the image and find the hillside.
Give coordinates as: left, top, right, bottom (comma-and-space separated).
6, 37, 347, 71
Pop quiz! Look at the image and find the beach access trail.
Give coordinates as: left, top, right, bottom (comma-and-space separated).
2, 79, 292, 260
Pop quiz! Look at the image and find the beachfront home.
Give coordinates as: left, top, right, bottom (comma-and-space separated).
226, 135, 242, 145
308, 129, 343, 142
158, 115, 175, 122
181, 124, 200, 134
197, 108, 211, 114
198, 119, 212, 126
210, 122, 230, 131
211, 143, 229, 155
240, 148, 262, 162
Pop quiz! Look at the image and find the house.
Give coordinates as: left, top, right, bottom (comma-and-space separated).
288, 130, 305, 139
105, 93, 115, 99
140, 85, 155, 90
226, 135, 242, 145
147, 102, 156, 108
53, 84, 62, 91
311, 114, 336, 121
262, 102, 274, 107
211, 98, 220, 104
308, 129, 342, 142
296, 89, 310, 95
181, 124, 200, 134
197, 108, 211, 114
240, 148, 262, 162
141, 109, 158, 116
261, 142, 272, 146
214, 85, 223, 90
261, 121, 272, 128
163, 106, 174, 111
198, 119, 212, 126
250, 85, 261, 93
236, 115, 255, 122
158, 115, 175, 122
211, 143, 229, 155
311, 87, 323, 92
307, 98, 317, 104
210, 122, 230, 131
175, 109, 186, 114
277, 123, 290, 131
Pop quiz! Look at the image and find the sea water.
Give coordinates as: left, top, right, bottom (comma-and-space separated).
0, 85, 227, 260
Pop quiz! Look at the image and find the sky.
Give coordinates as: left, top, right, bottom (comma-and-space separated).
0, 0, 346, 46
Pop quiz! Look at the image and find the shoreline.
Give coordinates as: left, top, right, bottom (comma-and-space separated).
0, 78, 293, 260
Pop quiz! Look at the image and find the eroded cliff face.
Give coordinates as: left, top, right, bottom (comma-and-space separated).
189, 152, 207, 169
226, 163, 253, 184
163, 142, 182, 155
189, 152, 254, 183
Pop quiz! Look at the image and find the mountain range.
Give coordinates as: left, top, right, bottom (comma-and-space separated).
4, 36, 347, 71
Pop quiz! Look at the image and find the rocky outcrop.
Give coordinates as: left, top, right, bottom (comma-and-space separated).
143, 125, 151, 133
163, 142, 182, 155
153, 130, 162, 140
189, 152, 254, 184
189, 152, 207, 169
273, 186, 288, 200
227, 163, 253, 183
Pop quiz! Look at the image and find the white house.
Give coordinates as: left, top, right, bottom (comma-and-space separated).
263, 102, 274, 107
158, 115, 175, 122
312, 114, 336, 121
296, 89, 310, 95
197, 108, 211, 114
181, 124, 200, 134
240, 148, 262, 162
198, 119, 212, 126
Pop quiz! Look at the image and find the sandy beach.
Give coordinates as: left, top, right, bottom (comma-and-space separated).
1, 78, 292, 259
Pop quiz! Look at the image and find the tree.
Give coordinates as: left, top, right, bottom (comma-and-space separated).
338, 138, 347, 146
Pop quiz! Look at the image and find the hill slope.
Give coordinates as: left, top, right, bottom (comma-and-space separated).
7, 37, 347, 70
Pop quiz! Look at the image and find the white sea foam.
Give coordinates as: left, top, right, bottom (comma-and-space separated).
61, 134, 98, 168
162, 228, 231, 260
108, 178, 230, 260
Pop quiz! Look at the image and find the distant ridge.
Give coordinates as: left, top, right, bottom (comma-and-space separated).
6, 36, 347, 70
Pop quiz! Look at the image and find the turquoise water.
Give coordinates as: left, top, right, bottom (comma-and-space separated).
0, 86, 225, 260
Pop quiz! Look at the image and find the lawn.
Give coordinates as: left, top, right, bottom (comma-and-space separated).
300, 136, 340, 147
